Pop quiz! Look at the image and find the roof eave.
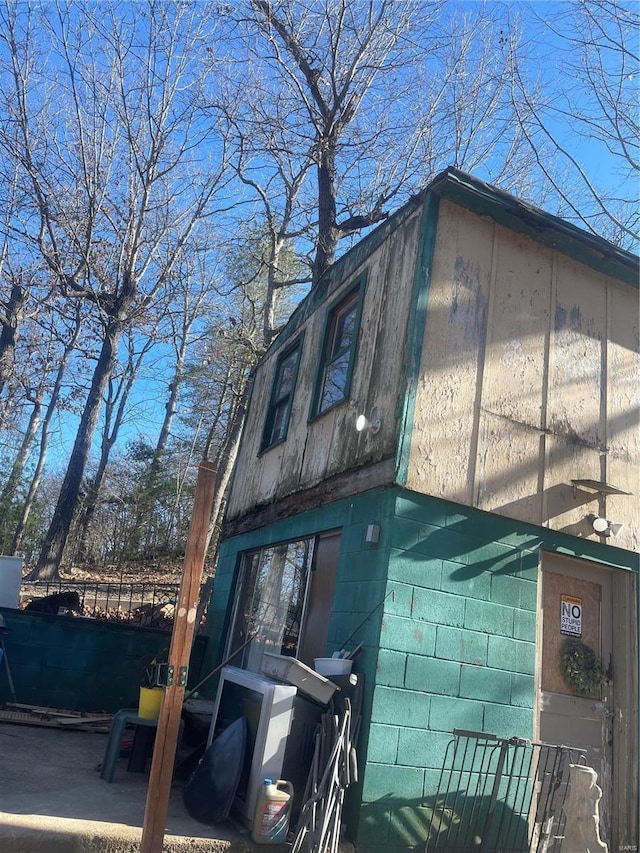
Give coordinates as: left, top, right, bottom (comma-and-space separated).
428, 167, 639, 289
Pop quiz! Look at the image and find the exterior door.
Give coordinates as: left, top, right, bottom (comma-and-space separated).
537, 552, 613, 845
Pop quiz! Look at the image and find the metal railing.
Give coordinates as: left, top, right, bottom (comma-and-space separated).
20, 580, 180, 629
425, 728, 587, 853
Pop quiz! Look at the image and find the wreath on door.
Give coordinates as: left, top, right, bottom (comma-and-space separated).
561, 637, 603, 698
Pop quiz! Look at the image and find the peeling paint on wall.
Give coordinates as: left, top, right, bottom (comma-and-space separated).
409, 203, 638, 552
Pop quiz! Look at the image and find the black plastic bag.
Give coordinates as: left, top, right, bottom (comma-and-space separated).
182, 716, 247, 824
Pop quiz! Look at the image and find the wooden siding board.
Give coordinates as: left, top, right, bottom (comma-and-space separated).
227, 191, 638, 554
475, 411, 543, 520
607, 280, 640, 463
227, 208, 421, 521
543, 435, 603, 535
548, 256, 606, 450
407, 201, 493, 503
483, 227, 552, 429
402, 200, 637, 553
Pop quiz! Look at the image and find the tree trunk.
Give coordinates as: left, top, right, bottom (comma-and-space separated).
313, 141, 340, 284
204, 375, 252, 557
26, 321, 122, 580
0, 397, 41, 552
0, 282, 25, 410
12, 311, 83, 555
75, 337, 150, 562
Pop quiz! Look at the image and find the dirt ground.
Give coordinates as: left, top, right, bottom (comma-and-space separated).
59, 560, 190, 585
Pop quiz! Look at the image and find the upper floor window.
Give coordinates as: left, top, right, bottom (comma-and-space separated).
312, 274, 366, 416
261, 337, 303, 451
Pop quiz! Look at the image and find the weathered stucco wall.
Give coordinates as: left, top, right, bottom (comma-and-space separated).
407, 199, 639, 552
226, 204, 423, 521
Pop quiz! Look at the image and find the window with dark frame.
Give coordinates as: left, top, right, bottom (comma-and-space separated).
227, 538, 314, 673
313, 276, 365, 416
226, 531, 341, 673
261, 338, 303, 451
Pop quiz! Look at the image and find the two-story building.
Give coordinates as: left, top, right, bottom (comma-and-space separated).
203, 168, 638, 852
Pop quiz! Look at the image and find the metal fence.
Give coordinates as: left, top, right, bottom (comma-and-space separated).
20, 580, 180, 629
425, 728, 587, 853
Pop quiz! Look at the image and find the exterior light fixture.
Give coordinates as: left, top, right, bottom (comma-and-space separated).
365, 524, 380, 544
355, 414, 381, 435
588, 514, 623, 537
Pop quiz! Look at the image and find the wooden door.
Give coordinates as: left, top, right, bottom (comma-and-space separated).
537, 553, 613, 845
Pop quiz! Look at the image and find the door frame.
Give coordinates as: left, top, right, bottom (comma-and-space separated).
535, 550, 638, 849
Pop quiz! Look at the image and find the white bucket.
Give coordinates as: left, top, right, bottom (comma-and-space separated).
0, 556, 23, 608
314, 657, 352, 677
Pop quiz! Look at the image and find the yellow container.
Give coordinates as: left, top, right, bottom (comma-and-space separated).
251, 779, 293, 844
138, 686, 164, 719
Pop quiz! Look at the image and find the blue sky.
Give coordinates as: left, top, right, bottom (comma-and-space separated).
18, 0, 638, 473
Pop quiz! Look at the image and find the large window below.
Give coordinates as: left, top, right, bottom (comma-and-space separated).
227, 532, 340, 673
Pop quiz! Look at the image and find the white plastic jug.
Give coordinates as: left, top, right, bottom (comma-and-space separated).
251, 778, 294, 844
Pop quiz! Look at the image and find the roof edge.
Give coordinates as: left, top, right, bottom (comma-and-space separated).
427, 167, 639, 288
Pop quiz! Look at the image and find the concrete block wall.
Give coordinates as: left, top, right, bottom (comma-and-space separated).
205, 485, 636, 852
202, 489, 395, 695
357, 488, 633, 853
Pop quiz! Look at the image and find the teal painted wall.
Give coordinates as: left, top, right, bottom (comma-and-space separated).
359, 488, 637, 853
202, 487, 397, 840
205, 485, 636, 852
0, 609, 207, 713
202, 487, 396, 694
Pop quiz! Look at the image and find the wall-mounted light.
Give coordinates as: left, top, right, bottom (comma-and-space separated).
588, 514, 623, 538
356, 414, 381, 435
365, 524, 380, 544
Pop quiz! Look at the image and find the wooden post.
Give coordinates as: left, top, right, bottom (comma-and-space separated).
140, 461, 217, 853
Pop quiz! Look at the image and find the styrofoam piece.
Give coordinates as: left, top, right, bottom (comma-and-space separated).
261, 653, 338, 705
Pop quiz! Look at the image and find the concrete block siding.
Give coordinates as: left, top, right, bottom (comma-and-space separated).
359, 495, 536, 851
359, 488, 636, 853
206, 484, 636, 852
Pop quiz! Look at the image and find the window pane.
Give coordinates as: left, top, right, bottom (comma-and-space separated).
316, 288, 361, 415
262, 341, 301, 450
275, 350, 297, 401
320, 350, 350, 411
270, 401, 288, 444
331, 301, 357, 356
230, 538, 314, 673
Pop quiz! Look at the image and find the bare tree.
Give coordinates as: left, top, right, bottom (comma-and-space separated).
0, 0, 634, 575
73, 325, 158, 563
122, 250, 219, 560
0, 1, 231, 579
225, 0, 542, 284
189, 1, 547, 556
510, 0, 639, 245
8, 302, 86, 555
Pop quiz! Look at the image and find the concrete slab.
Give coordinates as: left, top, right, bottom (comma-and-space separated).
0, 722, 352, 852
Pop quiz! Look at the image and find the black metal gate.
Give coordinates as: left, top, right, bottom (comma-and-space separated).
425, 729, 587, 852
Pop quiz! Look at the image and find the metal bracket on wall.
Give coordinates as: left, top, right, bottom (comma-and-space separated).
571, 479, 632, 499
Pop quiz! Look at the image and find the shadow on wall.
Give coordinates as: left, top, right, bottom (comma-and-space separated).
359, 793, 531, 853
